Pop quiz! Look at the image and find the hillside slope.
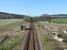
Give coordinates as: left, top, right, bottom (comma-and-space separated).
0, 12, 28, 19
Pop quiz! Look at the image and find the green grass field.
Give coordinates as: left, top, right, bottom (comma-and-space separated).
0, 19, 22, 30
0, 19, 21, 26
51, 18, 67, 24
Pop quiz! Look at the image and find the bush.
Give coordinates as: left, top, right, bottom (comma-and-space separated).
63, 35, 67, 42
23, 16, 31, 22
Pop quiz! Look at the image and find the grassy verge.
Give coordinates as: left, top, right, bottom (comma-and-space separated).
35, 23, 53, 50
0, 36, 24, 50
39, 33, 53, 50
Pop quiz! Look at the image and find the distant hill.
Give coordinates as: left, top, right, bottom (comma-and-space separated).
34, 14, 67, 21
51, 14, 67, 17
41, 14, 67, 17
0, 12, 29, 19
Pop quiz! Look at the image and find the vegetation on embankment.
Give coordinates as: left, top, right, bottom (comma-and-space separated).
39, 33, 53, 50
0, 19, 26, 50
35, 23, 54, 50
0, 36, 24, 50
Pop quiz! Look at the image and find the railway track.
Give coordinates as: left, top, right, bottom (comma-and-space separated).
23, 22, 40, 50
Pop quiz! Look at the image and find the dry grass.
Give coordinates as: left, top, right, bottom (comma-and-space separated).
0, 19, 28, 50
35, 22, 54, 50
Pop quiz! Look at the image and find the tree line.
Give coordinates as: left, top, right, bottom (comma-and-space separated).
0, 12, 30, 19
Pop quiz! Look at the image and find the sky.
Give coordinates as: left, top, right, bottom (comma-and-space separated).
0, 0, 67, 16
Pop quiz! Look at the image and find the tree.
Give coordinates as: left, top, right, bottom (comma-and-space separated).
23, 16, 31, 22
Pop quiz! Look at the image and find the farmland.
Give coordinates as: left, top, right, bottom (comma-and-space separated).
51, 18, 67, 24
0, 19, 22, 28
